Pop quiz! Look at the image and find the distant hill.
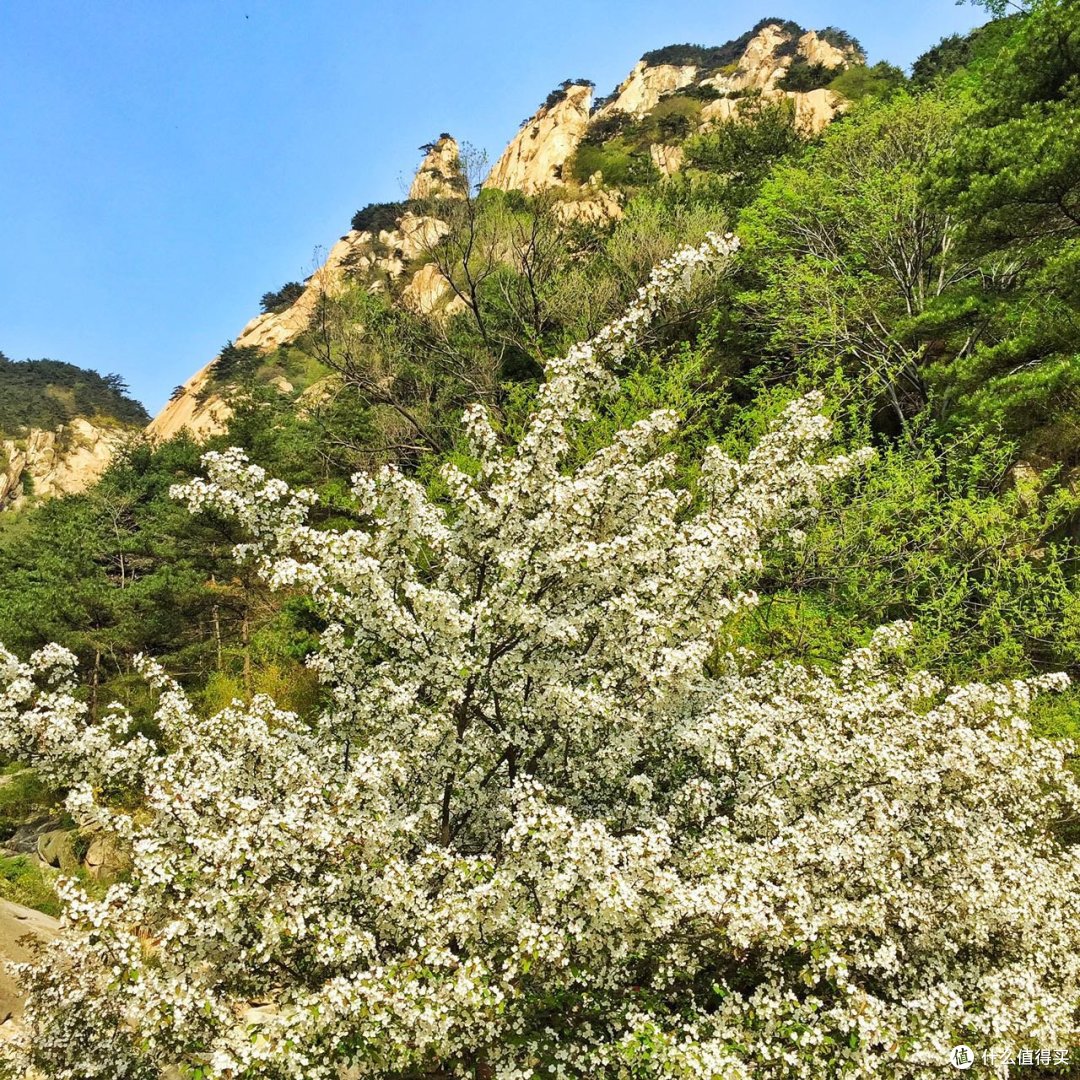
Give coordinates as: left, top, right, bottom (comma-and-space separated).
0, 353, 148, 435
0, 353, 150, 512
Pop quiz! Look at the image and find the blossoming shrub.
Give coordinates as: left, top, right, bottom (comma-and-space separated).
1, 235, 1078, 1079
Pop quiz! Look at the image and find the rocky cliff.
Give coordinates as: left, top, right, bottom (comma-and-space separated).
483, 83, 594, 194
596, 61, 699, 119
596, 24, 856, 137
408, 134, 465, 200
694, 26, 853, 133
147, 206, 456, 442
0, 418, 131, 511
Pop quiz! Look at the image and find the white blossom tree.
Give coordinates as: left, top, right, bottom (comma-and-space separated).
1, 234, 1078, 1079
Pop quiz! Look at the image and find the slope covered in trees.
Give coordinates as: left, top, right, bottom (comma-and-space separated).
0, 354, 148, 435
0, 1, 1079, 1073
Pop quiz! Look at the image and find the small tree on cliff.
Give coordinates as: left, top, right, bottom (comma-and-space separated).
1, 234, 1079, 1079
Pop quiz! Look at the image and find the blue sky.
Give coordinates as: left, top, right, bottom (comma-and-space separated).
0, 1, 986, 416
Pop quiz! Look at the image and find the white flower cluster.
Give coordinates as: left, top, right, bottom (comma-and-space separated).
1, 234, 1079, 1079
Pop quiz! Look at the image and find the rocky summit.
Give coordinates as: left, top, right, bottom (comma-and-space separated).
149, 18, 862, 446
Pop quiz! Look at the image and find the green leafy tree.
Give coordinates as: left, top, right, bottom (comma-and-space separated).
923, 0, 1080, 452
683, 96, 805, 213
738, 92, 967, 429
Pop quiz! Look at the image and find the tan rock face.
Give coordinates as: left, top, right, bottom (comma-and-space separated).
797, 30, 851, 69
585, 23, 857, 182
649, 143, 685, 176
484, 83, 592, 194
408, 135, 464, 201
698, 86, 846, 136
689, 24, 856, 144
699, 24, 854, 97
36, 829, 79, 873
553, 187, 624, 225
401, 262, 455, 315
698, 96, 741, 126
145, 361, 234, 444
148, 213, 453, 442
0, 900, 58, 1030
0, 418, 131, 511
729, 23, 791, 90
83, 829, 131, 881
788, 87, 847, 133
596, 61, 698, 118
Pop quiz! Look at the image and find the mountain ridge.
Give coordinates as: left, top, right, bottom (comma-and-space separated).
148, 17, 863, 445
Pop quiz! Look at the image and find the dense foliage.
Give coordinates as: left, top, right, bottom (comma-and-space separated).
350, 201, 414, 234
0, 354, 148, 434
775, 60, 835, 91
1, 3, 1079, 1074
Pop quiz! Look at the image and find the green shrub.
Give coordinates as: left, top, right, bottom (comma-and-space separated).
679, 84, 722, 101
259, 281, 305, 314
828, 61, 908, 102
776, 60, 836, 92
683, 97, 802, 210
540, 78, 594, 112
569, 140, 658, 186
581, 111, 636, 147
351, 201, 410, 234
645, 95, 703, 144
209, 341, 263, 386
0, 768, 58, 841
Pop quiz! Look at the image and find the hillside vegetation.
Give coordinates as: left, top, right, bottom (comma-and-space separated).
2, 2, 1075, 720
0, 354, 148, 435
0, 1, 1079, 1074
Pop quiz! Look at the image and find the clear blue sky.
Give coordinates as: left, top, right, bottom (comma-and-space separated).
0, 1, 985, 417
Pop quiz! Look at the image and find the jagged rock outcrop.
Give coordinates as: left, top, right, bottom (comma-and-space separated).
585, 24, 856, 151
401, 262, 463, 315
150, 21, 863, 445
0, 418, 130, 511
146, 361, 234, 443
596, 61, 698, 118
697, 26, 853, 96
650, 143, 685, 176
484, 83, 593, 195
698, 84, 846, 135
149, 211, 453, 441
797, 30, 851, 68
408, 135, 464, 200
553, 186, 625, 225
787, 86, 846, 133
692, 25, 855, 135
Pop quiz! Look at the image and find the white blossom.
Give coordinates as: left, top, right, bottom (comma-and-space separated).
0, 233, 1078, 1079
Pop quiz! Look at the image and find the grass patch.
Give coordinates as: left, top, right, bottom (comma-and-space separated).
0, 855, 60, 916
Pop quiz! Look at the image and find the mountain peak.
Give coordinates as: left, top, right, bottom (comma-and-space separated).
484, 82, 594, 194
408, 134, 465, 201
